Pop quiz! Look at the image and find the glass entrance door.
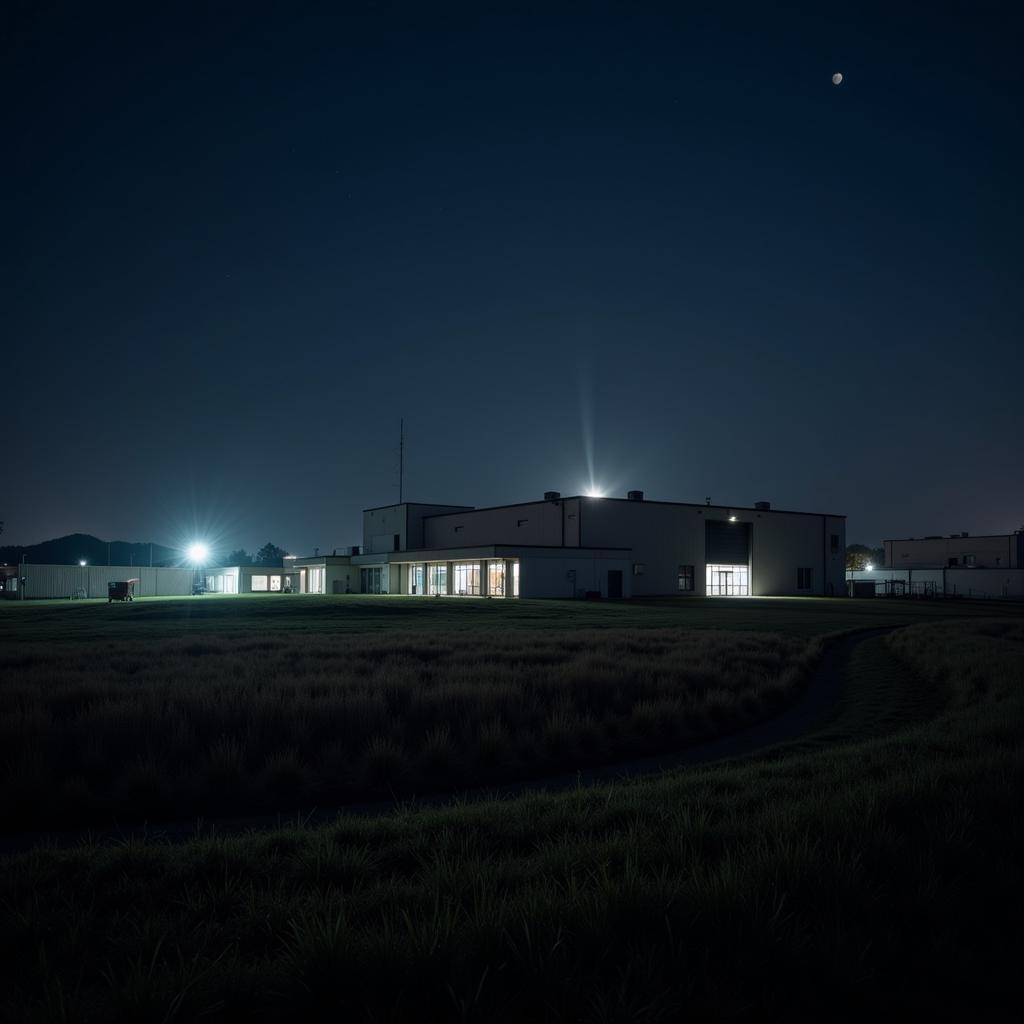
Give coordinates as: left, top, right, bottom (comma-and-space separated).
706, 564, 749, 596
409, 565, 424, 595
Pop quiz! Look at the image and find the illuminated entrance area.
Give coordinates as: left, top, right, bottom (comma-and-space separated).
403, 559, 520, 597
409, 564, 424, 595
706, 563, 749, 596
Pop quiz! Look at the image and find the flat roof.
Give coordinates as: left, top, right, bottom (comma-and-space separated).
362, 501, 475, 514
885, 533, 1019, 542
419, 496, 846, 520
352, 543, 632, 564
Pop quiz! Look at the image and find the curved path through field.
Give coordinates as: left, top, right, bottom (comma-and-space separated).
0, 625, 899, 855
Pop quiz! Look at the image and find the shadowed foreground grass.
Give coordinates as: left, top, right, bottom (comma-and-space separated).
1, 617, 1021, 1021
2, 627, 818, 831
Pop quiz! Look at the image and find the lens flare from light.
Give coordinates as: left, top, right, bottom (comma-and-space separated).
187, 543, 209, 564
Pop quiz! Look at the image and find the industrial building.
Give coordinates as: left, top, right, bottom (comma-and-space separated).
7, 491, 848, 600
344, 491, 847, 599
884, 532, 1023, 570
844, 529, 1024, 600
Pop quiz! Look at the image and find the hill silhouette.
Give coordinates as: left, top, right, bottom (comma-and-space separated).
0, 534, 179, 567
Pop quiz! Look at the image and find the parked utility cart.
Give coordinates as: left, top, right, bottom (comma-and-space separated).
107, 579, 138, 602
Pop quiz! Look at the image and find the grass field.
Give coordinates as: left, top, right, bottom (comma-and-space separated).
2, 594, 1013, 833
1, 596, 1021, 1020
1, 624, 819, 830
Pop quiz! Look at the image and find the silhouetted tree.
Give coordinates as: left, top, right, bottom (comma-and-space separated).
225, 548, 252, 566
255, 542, 287, 565
846, 543, 884, 570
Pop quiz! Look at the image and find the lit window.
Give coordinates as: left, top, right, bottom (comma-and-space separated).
270, 575, 282, 592
678, 565, 695, 592
453, 563, 480, 596
797, 568, 813, 590
487, 560, 505, 597
251, 575, 268, 591
427, 564, 447, 595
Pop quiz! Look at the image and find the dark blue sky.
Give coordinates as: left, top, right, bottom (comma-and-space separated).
4, 2, 1022, 554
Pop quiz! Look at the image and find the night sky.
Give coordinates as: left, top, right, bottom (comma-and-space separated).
5, 2, 1022, 556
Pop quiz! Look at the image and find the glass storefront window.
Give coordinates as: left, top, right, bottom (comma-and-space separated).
487, 561, 505, 597
427, 564, 447, 595
453, 563, 480, 596
251, 575, 268, 591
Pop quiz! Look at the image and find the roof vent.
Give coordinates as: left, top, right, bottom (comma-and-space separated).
627, 490, 644, 502
754, 501, 771, 511
543, 491, 561, 501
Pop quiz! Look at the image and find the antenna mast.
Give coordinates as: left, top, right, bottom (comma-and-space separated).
399, 418, 404, 504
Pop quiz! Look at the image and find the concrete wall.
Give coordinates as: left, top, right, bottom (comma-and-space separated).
885, 534, 1021, 569
423, 498, 579, 549
326, 564, 359, 594
363, 503, 475, 553
20, 564, 194, 599
519, 551, 632, 600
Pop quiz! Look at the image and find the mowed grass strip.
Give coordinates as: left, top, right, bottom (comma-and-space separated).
1, 618, 1020, 1021
1, 627, 819, 831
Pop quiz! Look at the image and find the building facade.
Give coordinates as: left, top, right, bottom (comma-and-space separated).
351, 492, 847, 599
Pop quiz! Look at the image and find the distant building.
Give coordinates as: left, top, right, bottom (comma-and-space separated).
884, 532, 1023, 570
845, 529, 1024, 599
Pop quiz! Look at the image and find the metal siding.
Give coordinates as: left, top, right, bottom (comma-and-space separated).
21, 564, 194, 599
705, 521, 751, 564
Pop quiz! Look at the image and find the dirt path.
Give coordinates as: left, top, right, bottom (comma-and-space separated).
0, 625, 899, 856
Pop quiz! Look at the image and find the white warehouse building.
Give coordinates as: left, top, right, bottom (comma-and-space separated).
343, 491, 846, 599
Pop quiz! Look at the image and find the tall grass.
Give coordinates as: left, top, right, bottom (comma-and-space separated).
0, 627, 819, 830
0, 618, 1020, 1020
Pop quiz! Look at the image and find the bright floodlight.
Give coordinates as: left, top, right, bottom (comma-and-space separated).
585, 489, 605, 499
866, 563, 874, 571
728, 515, 738, 522
187, 543, 209, 564
79, 560, 87, 567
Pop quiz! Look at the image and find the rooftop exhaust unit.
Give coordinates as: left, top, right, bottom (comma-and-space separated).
544, 491, 561, 501
754, 501, 771, 510
627, 490, 644, 502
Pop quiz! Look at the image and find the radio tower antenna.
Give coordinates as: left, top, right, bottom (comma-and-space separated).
399, 418, 404, 504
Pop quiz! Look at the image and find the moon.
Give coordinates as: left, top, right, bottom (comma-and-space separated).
832, 72, 843, 85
